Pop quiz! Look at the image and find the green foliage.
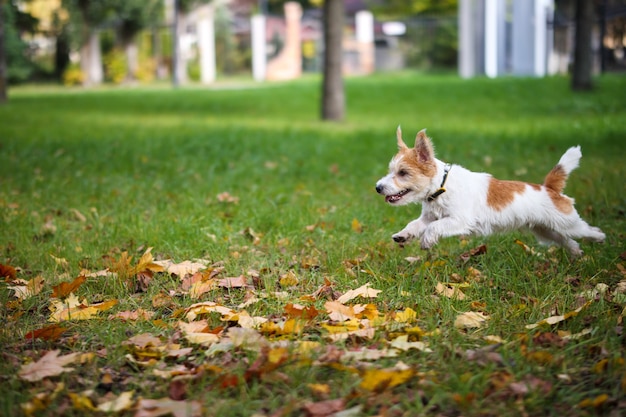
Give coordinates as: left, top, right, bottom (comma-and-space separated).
372, 0, 458, 19
2, 1, 36, 83
103, 48, 127, 84
403, 17, 458, 70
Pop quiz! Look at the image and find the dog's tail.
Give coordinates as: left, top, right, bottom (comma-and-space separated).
543, 146, 581, 193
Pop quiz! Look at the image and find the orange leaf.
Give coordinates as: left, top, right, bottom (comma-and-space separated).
0, 263, 17, 280
52, 276, 86, 298
25, 324, 68, 341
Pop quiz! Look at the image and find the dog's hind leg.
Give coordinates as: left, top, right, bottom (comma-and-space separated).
531, 226, 583, 257
564, 218, 605, 243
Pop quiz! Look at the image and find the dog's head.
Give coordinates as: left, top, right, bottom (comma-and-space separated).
375, 127, 437, 205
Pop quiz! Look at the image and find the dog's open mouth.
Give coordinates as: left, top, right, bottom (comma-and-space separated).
385, 189, 410, 203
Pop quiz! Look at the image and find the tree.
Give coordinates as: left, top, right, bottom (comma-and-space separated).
63, 0, 117, 86
113, 0, 162, 82
0, 1, 7, 103
571, 0, 594, 90
321, 0, 344, 121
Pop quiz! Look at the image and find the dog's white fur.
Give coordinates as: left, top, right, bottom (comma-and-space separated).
375, 127, 605, 257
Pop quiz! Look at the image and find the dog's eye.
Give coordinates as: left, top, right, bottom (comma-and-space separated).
398, 169, 408, 177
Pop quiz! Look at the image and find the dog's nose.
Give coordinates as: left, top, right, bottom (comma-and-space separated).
376, 184, 384, 194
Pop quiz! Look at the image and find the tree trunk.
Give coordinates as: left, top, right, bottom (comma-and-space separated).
0, 1, 7, 103
321, 0, 344, 121
124, 38, 139, 82
571, 0, 594, 91
80, 30, 103, 86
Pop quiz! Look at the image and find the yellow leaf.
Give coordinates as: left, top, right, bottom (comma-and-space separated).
525, 302, 591, 329
279, 270, 299, 287
69, 393, 97, 411
97, 391, 135, 413
435, 282, 466, 300
359, 368, 414, 392
351, 218, 363, 233
394, 307, 418, 323
308, 383, 331, 396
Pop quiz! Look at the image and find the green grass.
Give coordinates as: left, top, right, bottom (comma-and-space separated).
1, 73, 625, 416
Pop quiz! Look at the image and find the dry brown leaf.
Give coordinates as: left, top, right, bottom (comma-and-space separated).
24, 324, 68, 341
52, 275, 86, 298
18, 350, 81, 382
337, 283, 381, 304
135, 398, 202, 417
8, 276, 44, 300
455, 311, 489, 329
435, 282, 466, 300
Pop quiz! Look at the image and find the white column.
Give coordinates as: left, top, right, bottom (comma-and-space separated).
484, 0, 499, 78
356, 10, 374, 74
197, 5, 216, 84
458, 0, 475, 78
251, 14, 266, 82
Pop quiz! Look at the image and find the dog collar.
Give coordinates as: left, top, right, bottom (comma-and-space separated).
427, 163, 452, 202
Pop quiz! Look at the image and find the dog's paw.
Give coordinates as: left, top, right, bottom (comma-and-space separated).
392, 232, 413, 244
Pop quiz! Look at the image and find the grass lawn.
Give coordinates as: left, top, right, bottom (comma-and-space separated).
1, 73, 625, 416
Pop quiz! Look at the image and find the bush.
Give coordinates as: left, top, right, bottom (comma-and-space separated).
103, 49, 127, 84
62, 64, 84, 86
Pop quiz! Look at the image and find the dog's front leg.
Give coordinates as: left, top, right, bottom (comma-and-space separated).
420, 217, 471, 250
393, 217, 429, 245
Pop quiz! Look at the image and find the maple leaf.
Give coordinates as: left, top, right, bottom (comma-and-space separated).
337, 283, 381, 304
178, 320, 221, 346
302, 398, 346, 416
51, 275, 86, 298
351, 218, 363, 233
8, 276, 44, 300
18, 350, 81, 381
49, 294, 118, 322
135, 398, 202, 417
154, 259, 210, 278
394, 307, 418, 323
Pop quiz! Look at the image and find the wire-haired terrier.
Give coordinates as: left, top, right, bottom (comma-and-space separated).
375, 127, 605, 257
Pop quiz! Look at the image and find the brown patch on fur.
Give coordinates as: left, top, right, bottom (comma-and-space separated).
487, 179, 526, 211
398, 148, 437, 178
529, 183, 541, 191
548, 190, 574, 214
544, 165, 568, 193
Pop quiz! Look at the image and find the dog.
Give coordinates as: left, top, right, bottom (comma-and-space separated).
375, 127, 605, 257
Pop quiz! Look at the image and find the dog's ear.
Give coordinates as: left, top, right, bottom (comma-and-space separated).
414, 129, 434, 163
396, 126, 409, 150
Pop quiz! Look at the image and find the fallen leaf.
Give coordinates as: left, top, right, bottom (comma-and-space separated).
389, 335, 432, 353
19, 350, 81, 382
51, 275, 86, 298
459, 244, 487, 262
97, 391, 134, 413
435, 282, 466, 300
394, 307, 418, 323
359, 368, 414, 392
455, 311, 489, 329
337, 283, 381, 304
24, 324, 68, 341
8, 276, 45, 300
109, 309, 155, 321
0, 263, 17, 280
135, 398, 202, 417
351, 218, 363, 233
525, 302, 591, 329
302, 398, 346, 416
